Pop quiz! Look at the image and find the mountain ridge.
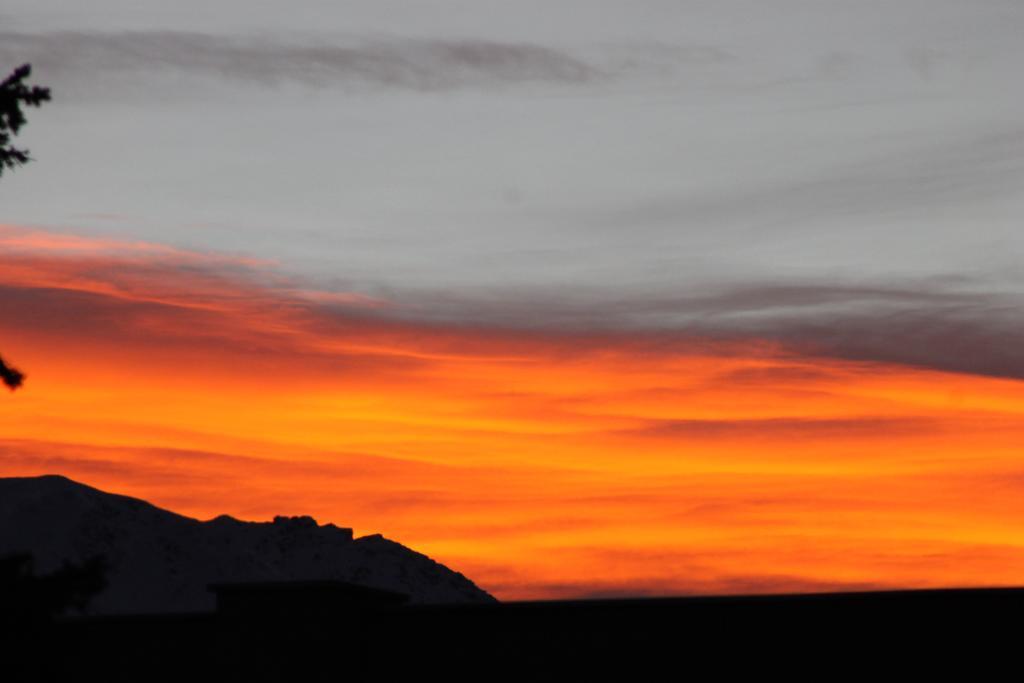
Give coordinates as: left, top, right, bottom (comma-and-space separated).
0, 474, 495, 613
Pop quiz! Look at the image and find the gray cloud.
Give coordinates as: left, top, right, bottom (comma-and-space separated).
382, 279, 994, 328
379, 278, 1024, 380
678, 288, 1024, 381
740, 304, 1024, 381
0, 31, 602, 91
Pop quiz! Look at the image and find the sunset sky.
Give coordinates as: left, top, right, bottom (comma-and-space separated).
3, 1, 1024, 600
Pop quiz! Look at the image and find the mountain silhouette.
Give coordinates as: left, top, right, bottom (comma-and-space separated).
0, 475, 494, 613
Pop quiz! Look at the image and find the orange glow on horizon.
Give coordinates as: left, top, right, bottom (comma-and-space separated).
3, 226, 1024, 600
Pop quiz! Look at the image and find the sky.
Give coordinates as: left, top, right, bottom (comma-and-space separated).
2, 1, 1024, 599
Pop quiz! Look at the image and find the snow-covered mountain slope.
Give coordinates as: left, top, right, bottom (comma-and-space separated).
0, 475, 495, 613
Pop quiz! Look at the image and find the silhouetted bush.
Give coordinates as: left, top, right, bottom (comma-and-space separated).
0, 553, 108, 677
1, 553, 107, 621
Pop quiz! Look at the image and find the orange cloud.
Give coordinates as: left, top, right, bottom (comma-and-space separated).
3, 227, 1024, 600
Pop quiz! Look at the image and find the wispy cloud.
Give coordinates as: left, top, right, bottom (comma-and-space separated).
0, 31, 602, 91
618, 416, 943, 440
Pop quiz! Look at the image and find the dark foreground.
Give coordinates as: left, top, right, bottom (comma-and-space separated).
10, 584, 1024, 680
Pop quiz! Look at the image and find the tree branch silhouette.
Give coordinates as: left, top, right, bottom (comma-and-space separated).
0, 356, 25, 390
1, 63, 51, 176
2, 63, 50, 391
